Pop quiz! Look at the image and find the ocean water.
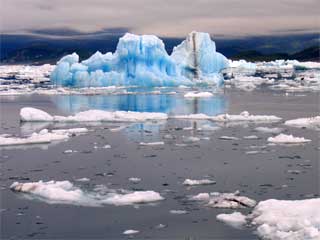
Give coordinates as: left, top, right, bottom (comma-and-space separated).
0, 89, 319, 239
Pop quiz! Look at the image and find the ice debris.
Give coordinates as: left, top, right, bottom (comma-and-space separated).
183, 179, 216, 186
190, 190, 256, 208
184, 92, 213, 98
10, 180, 164, 207
216, 212, 247, 229
20, 107, 168, 122
268, 133, 311, 144
0, 128, 86, 146
285, 116, 320, 130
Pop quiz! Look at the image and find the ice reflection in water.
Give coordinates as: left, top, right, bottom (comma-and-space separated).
48, 92, 227, 142
51, 92, 227, 116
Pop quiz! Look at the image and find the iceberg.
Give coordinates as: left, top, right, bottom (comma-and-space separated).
50, 32, 228, 87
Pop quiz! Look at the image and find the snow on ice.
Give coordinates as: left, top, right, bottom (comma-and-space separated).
285, 116, 320, 130
184, 92, 213, 98
20, 107, 168, 122
216, 212, 247, 229
0, 128, 87, 147
268, 133, 311, 144
190, 190, 256, 208
183, 179, 216, 186
10, 180, 164, 207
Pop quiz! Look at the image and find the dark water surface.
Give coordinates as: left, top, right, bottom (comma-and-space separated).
0, 90, 319, 239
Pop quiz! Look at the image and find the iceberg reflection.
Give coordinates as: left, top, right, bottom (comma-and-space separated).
51, 92, 227, 116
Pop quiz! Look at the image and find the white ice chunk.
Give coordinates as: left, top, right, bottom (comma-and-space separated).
20, 107, 168, 122
184, 92, 213, 98
173, 111, 281, 123
123, 229, 139, 235
10, 180, 164, 207
255, 127, 283, 134
140, 141, 164, 146
20, 107, 54, 122
285, 116, 320, 130
191, 191, 256, 209
76, 178, 90, 182
268, 134, 311, 144
0, 129, 69, 146
250, 198, 320, 240
183, 179, 216, 186
217, 212, 247, 229
128, 177, 141, 183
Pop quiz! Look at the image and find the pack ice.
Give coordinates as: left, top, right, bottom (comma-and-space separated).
50, 32, 228, 87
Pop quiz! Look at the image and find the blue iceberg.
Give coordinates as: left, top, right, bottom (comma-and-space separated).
50, 31, 229, 87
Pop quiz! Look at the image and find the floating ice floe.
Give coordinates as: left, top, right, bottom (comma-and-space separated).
285, 116, 320, 130
10, 180, 164, 207
224, 76, 274, 91
128, 177, 141, 183
76, 178, 90, 182
216, 212, 247, 229
184, 92, 213, 98
139, 141, 164, 146
0, 128, 84, 146
20, 107, 168, 122
123, 229, 139, 235
183, 179, 216, 186
255, 127, 283, 134
268, 133, 311, 144
249, 198, 320, 240
190, 190, 256, 208
172, 111, 281, 123
0, 64, 54, 83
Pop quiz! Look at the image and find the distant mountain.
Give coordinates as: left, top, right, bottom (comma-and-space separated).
1, 32, 319, 64
231, 46, 319, 62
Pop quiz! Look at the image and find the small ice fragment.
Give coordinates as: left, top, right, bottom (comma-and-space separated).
190, 193, 210, 201
183, 179, 216, 186
170, 210, 187, 214
76, 178, 90, 182
191, 191, 256, 209
255, 127, 283, 134
63, 149, 74, 154
140, 141, 164, 146
184, 92, 213, 98
129, 177, 141, 183
123, 229, 139, 235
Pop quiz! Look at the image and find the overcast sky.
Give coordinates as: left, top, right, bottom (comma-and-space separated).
1, 0, 319, 38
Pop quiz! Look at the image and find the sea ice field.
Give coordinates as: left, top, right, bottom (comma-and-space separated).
0, 35, 320, 239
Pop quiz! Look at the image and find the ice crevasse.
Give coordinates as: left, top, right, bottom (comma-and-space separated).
50, 32, 229, 87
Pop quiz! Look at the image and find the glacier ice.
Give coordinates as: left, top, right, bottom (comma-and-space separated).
50, 32, 229, 87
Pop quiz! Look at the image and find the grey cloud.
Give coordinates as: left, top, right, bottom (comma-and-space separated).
1, 0, 319, 37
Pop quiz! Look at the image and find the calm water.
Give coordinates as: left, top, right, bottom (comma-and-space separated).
0, 89, 319, 239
